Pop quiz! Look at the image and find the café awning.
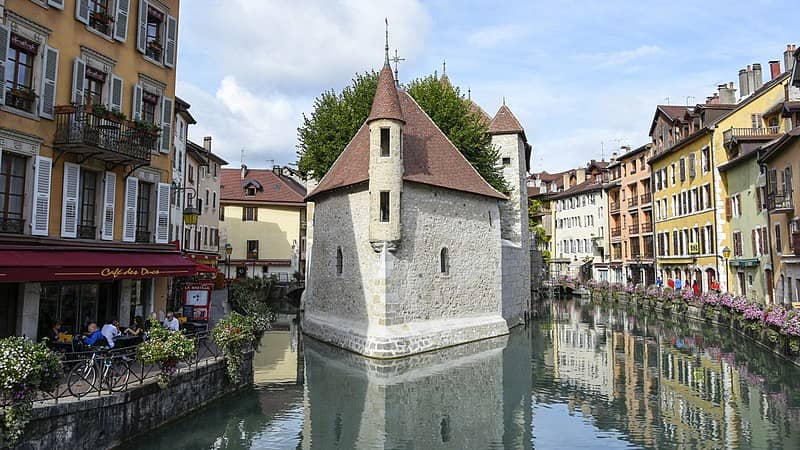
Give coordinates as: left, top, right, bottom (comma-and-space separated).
0, 249, 197, 282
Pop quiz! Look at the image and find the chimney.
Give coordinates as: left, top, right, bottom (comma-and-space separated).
611, 152, 618, 161
746, 65, 756, 97
739, 68, 750, 98
273, 165, 281, 176
240, 164, 247, 180
576, 168, 586, 184
562, 172, 570, 189
718, 83, 736, 104
752, 63, 763, 91
784, 44, 796, 75
203, 136, 212, 152
769, 60, 781, 80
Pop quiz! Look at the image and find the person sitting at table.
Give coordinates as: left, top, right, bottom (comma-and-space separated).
48, 321, 64, 342
125, 316, 144, 336
83, 322, 104, 347
101, 320, 121, 349
164, 312, 180, 332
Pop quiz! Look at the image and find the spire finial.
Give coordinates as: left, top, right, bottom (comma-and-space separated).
502, 96, 506, 106
442, 60, 446, 75
390, 49, 405, 87
384, 18, 390, 67
468, 87, 471, 100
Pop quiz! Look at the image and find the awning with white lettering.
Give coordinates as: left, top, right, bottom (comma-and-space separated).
0, 249, 196, 282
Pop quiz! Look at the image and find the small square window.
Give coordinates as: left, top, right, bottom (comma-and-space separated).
246, 187, 256, 196
502, 157, 511, 166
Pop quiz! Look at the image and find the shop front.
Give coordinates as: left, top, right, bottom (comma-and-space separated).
0, 247, 196, 339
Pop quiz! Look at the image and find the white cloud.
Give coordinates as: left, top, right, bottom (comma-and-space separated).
577, 45, 663, 68
466, 24, 526, 48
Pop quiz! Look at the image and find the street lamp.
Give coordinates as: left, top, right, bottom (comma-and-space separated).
722, 246, 731, 292
173, 184, 200, 238
224, 243, 233, 279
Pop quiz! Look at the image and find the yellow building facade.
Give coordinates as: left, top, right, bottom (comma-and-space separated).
0, 0, 186, 339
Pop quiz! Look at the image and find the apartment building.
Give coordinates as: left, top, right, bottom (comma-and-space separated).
0, 0, 187, 339
182, 138, 225, 266
605, 144, 654, 285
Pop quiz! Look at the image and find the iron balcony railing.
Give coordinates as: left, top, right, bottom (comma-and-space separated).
610, 202, 621, 213
77, 225, 97, 240
54, 105, 156, 163
628, 196, 639, 208
767, 191, 793, 213
0, 217, 25, 234
640, 222, 653, 233
611, 226, 621, 237
723, 126, 780, 144
628, 224, 640, 235
640, 192, 652, 205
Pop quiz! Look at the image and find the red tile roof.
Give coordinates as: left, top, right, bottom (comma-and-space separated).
220, 168, 306, 204
367, 64, 404, 123
488, 105, 525, 136
307, 90, 506, 200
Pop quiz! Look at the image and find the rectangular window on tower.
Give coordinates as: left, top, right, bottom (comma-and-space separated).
380, 128, 390, 157
379, 191, 390, 222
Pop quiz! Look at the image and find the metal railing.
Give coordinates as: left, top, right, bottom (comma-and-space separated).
78, 225, 97, 239
767, 191, 793, 212
32, 331, 222, 405
640, 222, 653, 233
611, 226, 621, 237
628, 196, 639, 208
0, 217, 25, 234
610, 202, 621, 213
723, 126, 780, 144
640, 193, 652, 204
628, 224, 640, 235
54, 106, 156, 163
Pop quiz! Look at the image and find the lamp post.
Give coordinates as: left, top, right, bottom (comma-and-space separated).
172, 184, 200, 248
722, 246, 731, 293
224, 243, 232, 279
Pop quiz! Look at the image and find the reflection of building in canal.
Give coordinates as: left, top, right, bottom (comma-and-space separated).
551, 321, 615, 398
253, 330, 300, 385
302, 331, 531, 449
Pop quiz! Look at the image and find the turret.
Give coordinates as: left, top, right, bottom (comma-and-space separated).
489, 104, 529, 245
367, 63, 405, 252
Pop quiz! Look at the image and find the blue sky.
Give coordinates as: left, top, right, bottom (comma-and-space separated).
176, 0, 797, 173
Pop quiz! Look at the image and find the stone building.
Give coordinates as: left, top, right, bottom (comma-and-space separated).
182, 138, 226, 266
303, 53, 531, 359
0, 0, 192, 339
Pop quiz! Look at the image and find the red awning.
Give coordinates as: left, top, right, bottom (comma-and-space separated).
194, 262, 219, 274
0, 250, 197, 282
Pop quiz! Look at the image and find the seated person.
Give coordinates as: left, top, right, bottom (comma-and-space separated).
101, 320, 121, 348
164, 312, 180, 332
48, 321, 64, 342
83, 322, 104, 347
125, 316, 144, 336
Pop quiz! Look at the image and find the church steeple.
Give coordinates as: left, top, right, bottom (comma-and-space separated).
384, 18, 390, 67
368, 21, 404, 124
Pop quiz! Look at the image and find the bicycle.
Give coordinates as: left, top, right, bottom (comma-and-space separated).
66, 346, 131, 398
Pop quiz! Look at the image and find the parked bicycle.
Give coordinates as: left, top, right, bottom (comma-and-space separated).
66, 347, 131, 398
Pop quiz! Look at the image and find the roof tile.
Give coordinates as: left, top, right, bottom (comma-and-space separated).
221, 168, 306, 204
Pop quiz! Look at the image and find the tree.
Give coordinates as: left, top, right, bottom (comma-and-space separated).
297, 72, 509, 193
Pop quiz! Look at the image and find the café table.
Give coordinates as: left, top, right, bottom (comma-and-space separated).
113, 334, 143, 348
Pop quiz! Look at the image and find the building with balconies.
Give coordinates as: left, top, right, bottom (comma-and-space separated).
0, 0, 191, 339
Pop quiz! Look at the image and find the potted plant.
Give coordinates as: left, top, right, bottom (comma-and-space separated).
8, 87, 37, 101
147, 39, 163, 52
0, 337, 62, 447
136, 323, 195, 388
90, 11, 114, 25
212, 312, 259, 383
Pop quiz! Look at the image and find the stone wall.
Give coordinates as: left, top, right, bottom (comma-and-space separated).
17, 352, 253, 450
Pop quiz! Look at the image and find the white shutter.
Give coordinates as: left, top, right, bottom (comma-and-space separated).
131, 84, 143, 120
165, 15, 177, 68
155, 182, 170, 243
136, 0, 149, 54
102, 171, 116, 240
113, 0, 130, 42
122, 177, 138, 242
160, 96, 173, 153
109, 74, 123, 112
75, 0, 90, 24
61, 162, 81, 238
0, 24, 9, 106
31, 156, 52, 236
39, 45, 59, 120
48, 0, 65, 9
71, 58, 86, 105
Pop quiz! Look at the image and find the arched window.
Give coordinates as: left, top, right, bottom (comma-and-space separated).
440, 248, 449, 275
336, 247, 343, 275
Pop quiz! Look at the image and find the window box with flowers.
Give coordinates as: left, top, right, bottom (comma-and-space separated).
146, 40, 163, 61
89, 11, 115, 35
5, 87, 38, 113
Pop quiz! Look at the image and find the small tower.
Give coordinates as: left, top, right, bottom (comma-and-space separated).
367, 47, 405, 252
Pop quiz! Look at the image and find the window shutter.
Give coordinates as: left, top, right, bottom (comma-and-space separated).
60, 162, 80, 238
756, 187, 762, 211
75, 0, 90, 24
136, 0, 149, 54
109, 74, 123, 112
752, 229, 757, 256
165, 15, 177, 68
0, 23, 9, 106
48, 0, 65, 9
160, 96, 173, 153
39, 45, 59, 120
155, 182, 170, 243
131, 84, 143, 120
71, 58, 86, 105
725, 197, 732, 219
113, 0, 130, 42
31, 156, 52, 236
769, 169, 778, 195
122, 177, 138, 242
101, 171, 116, 240
786, 167, 793, 195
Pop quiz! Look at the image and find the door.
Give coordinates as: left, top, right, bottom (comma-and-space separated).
0, 283, 18, 337
738, 272, 746, 298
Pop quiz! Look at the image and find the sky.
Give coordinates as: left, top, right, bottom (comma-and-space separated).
176, 0, 798, 173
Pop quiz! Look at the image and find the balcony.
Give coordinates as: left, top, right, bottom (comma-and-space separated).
610, 202, 621, 213
767, 191, 793, 213
640, 222, 653, 233
77, 225, 97, 240
0, 217, 25, 234
628, 196, 638, 209
611, 227, 621, 241
723, 126, 780, 146
640, 192, 652, 205
628, 224, 640, 235
54, 105, 156, 165
135, 230, 152, 244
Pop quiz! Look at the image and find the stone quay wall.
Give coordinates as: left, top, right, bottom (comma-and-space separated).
17, 351, 254, 450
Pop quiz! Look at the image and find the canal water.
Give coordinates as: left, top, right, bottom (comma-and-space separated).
135, 299, 800, 449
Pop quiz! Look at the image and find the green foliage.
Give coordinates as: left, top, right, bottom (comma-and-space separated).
405, 75, 509, 193
0, 337, 62, 446
212, 312, 261, 383
229, 277, 277, 325
296, 71, 510, 193
136, 323, 195, 388
297, 71, 379, 179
